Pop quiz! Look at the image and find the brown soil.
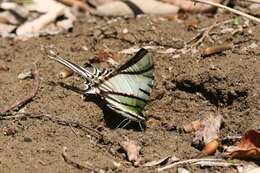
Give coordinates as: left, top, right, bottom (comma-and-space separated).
0, 13, 259, 173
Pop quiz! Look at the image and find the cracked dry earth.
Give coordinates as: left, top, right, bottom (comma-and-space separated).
0, 14, 259, 172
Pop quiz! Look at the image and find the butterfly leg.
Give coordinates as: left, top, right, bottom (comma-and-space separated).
116, 118, 130, 128
122, 119, 132, 129
138, 121, 144, 131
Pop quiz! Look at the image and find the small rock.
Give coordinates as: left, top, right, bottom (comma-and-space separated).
59, 68, 73, 78
18, 69, 32, 80
122, 28, 128, 34
0, 65, 9, 71
177, 167, 190, 173
24, 137, 32, 142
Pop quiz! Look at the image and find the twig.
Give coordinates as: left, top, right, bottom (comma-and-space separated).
0, 64, 40, 114
187, 22, 216, 47
157, 158, 224, 172
193, 161, 242, 167
242, 0, 260, 4
0, 112, 103, 139
192, 0, 260, 23
69, 123, 79, 137
201, 43, 233, 56
57, 0, 90, 12
62, 146, 98, 172
187, 19, 233, 47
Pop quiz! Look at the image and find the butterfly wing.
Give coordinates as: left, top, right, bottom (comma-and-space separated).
98, 48, 154, 122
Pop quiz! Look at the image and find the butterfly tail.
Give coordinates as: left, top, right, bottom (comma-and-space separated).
47, 50, 94, 80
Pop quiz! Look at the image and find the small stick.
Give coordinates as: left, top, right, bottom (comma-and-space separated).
242, 0, 260, 4
192, 0, 260, 23
69, 123, 79, 137
57, 0, 90, 12
157, 158, 224, 172
0, 112, 103, 139
193, 160, 241, 167
187, 19, 233, 47
62, 147, 97, 171
201, 43, 233, 56
0, 64, 40, 114
188, 21, 216, 47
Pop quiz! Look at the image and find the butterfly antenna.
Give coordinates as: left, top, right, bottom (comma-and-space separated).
46, 50, 94, 81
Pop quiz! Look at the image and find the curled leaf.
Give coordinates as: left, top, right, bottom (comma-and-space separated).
193, 113, 222, 145
225, 130, 260, 160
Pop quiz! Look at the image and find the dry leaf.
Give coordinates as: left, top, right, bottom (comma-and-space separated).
225, 130, 260, 160
192, 113, 222, 155
57, 0, 90, 12
16, 7, 64, 37
183, 119, 202, 133
243, 167, 260, 173
239, 165, 260, 173
193, 113, 222, 144
92, 0, 179, 17
96, 49, 121, 66
120, 140, 141, 164
161, 0, 224, 12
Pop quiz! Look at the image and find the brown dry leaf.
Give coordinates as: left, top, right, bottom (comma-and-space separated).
191, 113, 222, 155
193, 113, 222, 144
243, 167, 260, 173
57, 0, 90, 12
225, 130, 260, 160
120, 140, 141, 164
183, 119, 202, 133
96, 49, 121, 66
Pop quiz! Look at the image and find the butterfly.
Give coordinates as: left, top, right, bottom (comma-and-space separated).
48, 48, 154, 125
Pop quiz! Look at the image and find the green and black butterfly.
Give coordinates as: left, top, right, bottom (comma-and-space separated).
48, 48, 154, 126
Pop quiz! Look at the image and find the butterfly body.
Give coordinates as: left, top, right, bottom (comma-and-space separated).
48, 48, 154, 123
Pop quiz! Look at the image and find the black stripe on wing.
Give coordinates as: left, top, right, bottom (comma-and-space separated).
99, 89, 148, 103
143, 74, 155, 79
147, 83, 153, 89
107, 103, 145, 121
117, 48, 148, 72
120, 64, 154, 75
139, 88, 151, 96
105, 95, 143, 110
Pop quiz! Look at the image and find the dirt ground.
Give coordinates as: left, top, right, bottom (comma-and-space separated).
0, 12, 259, 173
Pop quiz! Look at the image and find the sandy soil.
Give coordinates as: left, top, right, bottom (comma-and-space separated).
0, 13, 259, 173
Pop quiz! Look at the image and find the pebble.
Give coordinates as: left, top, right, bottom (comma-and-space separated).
18, 70, 32, 80
24, 137, 32, 142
